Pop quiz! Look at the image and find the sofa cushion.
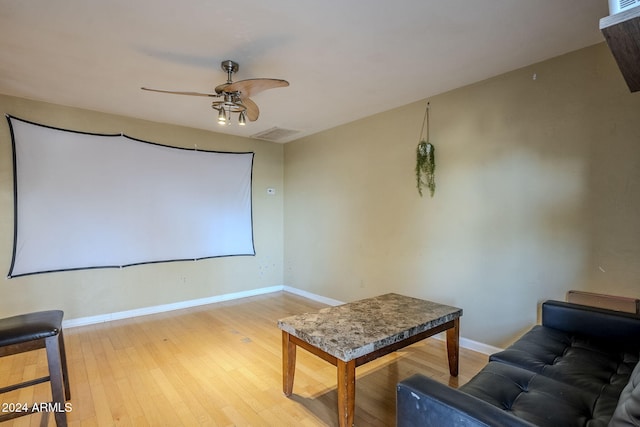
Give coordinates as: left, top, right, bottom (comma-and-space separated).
609, 361, 640, 426
397, 373, 537, 427
460, 362, 615, 427
489, 325, 639, 397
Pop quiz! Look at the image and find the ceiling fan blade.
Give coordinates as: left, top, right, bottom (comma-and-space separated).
141, 87, 219, 97
242, 98, 260, 121
214, 83, 230, 94
225, 78, 289, 99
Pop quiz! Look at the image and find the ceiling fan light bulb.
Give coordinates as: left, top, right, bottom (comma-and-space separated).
217, 108, 226, 124
238, 112, 246, 126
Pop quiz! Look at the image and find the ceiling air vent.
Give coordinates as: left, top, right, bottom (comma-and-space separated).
250, 127, 300, 143
609, 0, 640, 14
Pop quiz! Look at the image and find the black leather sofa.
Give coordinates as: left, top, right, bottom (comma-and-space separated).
397, 300, 640, 426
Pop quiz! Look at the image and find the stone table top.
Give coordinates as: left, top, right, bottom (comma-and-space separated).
277, 293, 462, 362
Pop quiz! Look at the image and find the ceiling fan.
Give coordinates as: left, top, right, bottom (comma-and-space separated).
141, 60, 289, 126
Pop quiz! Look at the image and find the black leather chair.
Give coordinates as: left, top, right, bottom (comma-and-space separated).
0, 310, 70, 426
397, 301, 640, 426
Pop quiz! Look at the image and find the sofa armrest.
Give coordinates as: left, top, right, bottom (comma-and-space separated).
397, 374, 536, 427
542, 300, 640, 340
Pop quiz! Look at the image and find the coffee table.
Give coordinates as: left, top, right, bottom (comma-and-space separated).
277, 293, 462, 427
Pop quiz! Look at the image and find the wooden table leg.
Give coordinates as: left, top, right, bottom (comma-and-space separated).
282, 331, 296, 396
337, 359, 356, 427
446, 317, 460, 377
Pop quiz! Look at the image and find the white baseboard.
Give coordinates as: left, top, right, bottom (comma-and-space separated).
461, 337, 502, 355
63, 285, 284, 328
63, 285, 501, 355
282, 285, 344, 306
431, 332, 502, 355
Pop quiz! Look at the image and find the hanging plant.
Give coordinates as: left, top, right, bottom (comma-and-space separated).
416, 140, 435, 197
416, 102, 436, 197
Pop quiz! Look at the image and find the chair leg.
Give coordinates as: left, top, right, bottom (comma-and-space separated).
58, 330, 71, 400
45, 335, 68, 427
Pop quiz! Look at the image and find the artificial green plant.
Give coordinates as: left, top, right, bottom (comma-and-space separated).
416, 102, 435, 197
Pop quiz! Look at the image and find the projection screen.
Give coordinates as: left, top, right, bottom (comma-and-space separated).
7, 116, 255, 278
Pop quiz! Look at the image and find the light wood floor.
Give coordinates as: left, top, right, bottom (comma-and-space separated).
0, 292, 487, 426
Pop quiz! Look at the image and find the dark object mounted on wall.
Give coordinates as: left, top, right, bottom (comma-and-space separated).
600, 7, 640, 92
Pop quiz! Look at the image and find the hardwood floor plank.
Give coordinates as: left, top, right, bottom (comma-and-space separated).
0, 291, 486, 426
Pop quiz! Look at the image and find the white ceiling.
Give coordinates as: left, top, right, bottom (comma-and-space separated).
0, 0, 610, 143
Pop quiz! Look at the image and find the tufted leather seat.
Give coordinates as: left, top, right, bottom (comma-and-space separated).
0, 310, 70, 426
397, 301, 640, 426
460, 361, 617, 426
489, 325, 639, 398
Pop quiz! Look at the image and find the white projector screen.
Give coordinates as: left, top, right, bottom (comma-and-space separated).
7, 116, 255, 278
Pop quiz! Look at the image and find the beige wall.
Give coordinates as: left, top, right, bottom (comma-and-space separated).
2, 42, 638, 348
283, 43, 640, 347
0, 95, 284, 320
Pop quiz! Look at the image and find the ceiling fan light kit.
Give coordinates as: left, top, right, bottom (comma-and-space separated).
141, 60, 289, 127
